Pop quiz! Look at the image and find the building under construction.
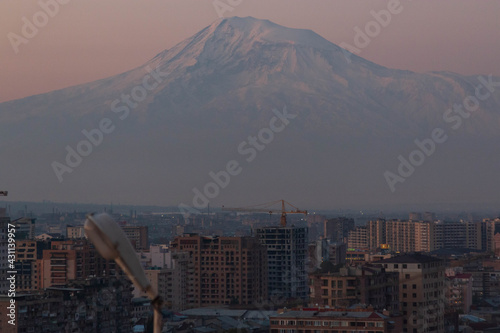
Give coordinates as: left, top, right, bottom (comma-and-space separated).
255, 225, 308, 301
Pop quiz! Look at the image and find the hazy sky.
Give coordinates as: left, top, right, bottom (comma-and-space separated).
1, 0, 499, 104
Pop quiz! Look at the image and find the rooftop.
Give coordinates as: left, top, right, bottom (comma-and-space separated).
374, 253, 441, 264
272, 310, 386, 320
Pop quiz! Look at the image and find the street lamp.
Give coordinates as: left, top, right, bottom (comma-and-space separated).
84, 212, 163, 333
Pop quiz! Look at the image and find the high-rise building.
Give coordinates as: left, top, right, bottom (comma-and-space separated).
324, 217, 354, 243
164, 251, 193, 310
434, 221, 482, 250
256, 226, 308, 301
385, 220, 435, 253
367, 219, 483, 253
135, 249, 194, 311
368, 219, 387, 250
10, 217, 35, 240
347, 226, 369, 250
171, 234, 268, 307
121, 225, 149, 251
376, 254, 445, 333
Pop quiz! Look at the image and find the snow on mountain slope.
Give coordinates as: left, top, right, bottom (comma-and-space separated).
1, 16, 500, 207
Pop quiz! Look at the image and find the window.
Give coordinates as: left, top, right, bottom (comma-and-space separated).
394, 264, 398, 269
403, 284, 407, 289
403, 264, 407, 268
405, 274, 410, 280
412, 284, 416, 289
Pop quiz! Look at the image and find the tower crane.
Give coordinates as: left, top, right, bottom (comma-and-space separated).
222, 199, 307, 227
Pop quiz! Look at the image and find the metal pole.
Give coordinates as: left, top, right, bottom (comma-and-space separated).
151, 296, 163, 333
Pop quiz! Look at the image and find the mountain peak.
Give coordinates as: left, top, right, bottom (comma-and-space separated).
206, 16, 337, 50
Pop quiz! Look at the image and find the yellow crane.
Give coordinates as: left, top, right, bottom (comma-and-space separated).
222, 199, 307, 227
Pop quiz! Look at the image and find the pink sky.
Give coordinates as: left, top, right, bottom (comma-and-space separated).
0, 0, 499, 103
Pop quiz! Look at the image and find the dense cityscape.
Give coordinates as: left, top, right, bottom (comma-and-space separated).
1, 200, 500, 332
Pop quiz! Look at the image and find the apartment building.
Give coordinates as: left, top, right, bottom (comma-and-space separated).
171, 234, 268, 307
256, 226, 308, 300
10, 217, 35, 240
368, 219, 387, 250
324, 217, 354, 244
376, 254, 445, 333
0, 277, 133, 332
445, 273, 473, 314
270, 307, 400, 333
309, 264, 399, 313
384, 220, 434, 253
368, 219, 484, 253
15, 240, 50, 291
66, 224, 85, 239
121, 225, 148, 251
38, 239, 115, 288
434, 221, 482, 250
348, 226, 369, 250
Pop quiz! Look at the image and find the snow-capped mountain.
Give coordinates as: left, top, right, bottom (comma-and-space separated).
1, 17, 499, 208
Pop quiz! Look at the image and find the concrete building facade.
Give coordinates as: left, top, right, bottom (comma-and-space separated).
376, 254, 445, 333
324, 217, 354, 244
256, 226, 308, 301
270, 307, 400, 333
121, 225, 148, 251
309, 264, 399, 313
171, 234, 268, 307
348, 226, 369, 250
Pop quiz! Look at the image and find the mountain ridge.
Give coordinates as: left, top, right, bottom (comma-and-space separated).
1, 16, 500, 207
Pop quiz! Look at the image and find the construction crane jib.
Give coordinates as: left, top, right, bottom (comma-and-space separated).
222, 199, 307, 227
